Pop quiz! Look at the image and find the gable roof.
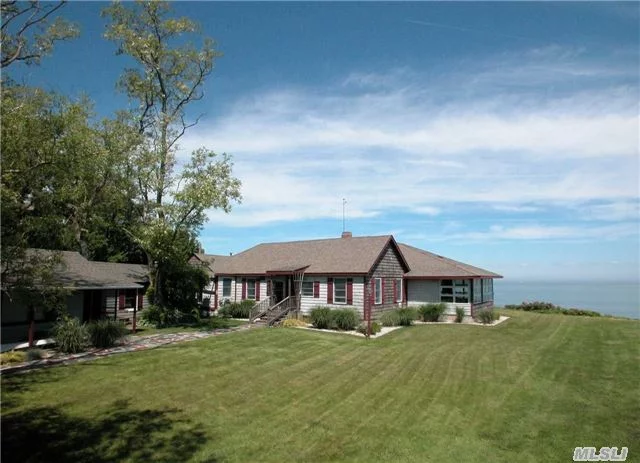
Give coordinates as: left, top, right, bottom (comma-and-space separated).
204, 235, 408, 275
20, 249, 148, 289
398, 243, 502, 279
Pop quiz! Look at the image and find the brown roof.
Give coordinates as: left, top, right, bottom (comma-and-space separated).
205, 235, 407, 275
398, 243, 502, 279
23, 250, 148, 289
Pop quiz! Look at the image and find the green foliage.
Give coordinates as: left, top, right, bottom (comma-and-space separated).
380, 310, 400, 327
203, 316, 232, 330
357, 322, 382, 336
53, 317, 88, 353
26, 349, 46, 361
282, 318, 307, 328
455, 306, 465, 323
333, 309, 359, 331
310, 307, 334, 329
418, 303, 447, 322
219, 300, 256, 319
162, 259, 209, 313
396, 308, 418, 326
139, 305, 181, 328
87, 319, 128, 348
504, 301, 601, 317
475, 308, 498, 325
0, 351, 27, 365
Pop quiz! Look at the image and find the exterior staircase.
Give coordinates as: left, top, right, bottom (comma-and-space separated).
250, 296, 298, 326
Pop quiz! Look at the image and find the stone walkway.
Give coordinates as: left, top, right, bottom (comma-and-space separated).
0, 324, 258, 375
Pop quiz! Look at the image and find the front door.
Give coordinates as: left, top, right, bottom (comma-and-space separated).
273, 281, 285, 304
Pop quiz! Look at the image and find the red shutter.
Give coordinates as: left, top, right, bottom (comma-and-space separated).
255, 280, 260, 301
118, 291, 125, 310
137, 289, 143, 309
346, 278, 353, 305
381, 278, 385, 304
313, 281, 320, 298
327, 278, 333, 304
393, 279, 397, 303
241, 279, 246, 300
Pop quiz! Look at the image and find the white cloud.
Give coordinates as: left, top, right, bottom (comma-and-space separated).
180, 48, 638, 229
447, 223, 639, 241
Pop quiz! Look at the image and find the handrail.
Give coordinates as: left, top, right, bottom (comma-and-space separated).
249, 295, 274, 323
266, 295, 297, 326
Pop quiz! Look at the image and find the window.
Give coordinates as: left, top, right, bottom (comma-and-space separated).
441, 279, 469, 303
334, 278, 347, 304
395, 278, 403, 303
472, 279, 482, 303
222, 278, 232, 298
301, 281, 314, 297
482, 279, 494, 302
374, 278, 382, 305
247, 279, 256, 300
124, 289, 137, 308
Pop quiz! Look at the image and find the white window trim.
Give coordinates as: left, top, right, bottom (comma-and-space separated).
395, 278, 403, 303
301, 281, 314, 297
222, 278, 232, 298
374, 278, 382, 305
334, 278, 347, 305
246, 279, 256, 300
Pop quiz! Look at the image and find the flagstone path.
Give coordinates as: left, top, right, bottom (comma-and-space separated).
0, 324, 259, 375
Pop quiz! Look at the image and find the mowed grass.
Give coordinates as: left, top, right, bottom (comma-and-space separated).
2, 311, 639, 463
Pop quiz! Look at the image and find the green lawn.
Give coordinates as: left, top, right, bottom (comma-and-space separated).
129, 318, 247, 337
2, 311, 638, 462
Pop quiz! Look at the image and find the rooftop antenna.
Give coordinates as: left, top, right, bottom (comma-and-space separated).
342, 198, 347, 233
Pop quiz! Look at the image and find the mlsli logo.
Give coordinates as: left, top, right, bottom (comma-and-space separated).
573, 447, 628, 462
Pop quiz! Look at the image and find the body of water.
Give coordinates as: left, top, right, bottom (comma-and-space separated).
493, 280, 640, 319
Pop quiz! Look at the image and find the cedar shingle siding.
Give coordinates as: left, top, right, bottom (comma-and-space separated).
366, 244, 405, 318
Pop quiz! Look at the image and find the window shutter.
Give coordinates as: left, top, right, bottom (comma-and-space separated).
381, 278, 385, 304
255, 280, 260, 301
313, 281, 320, 298
346, 278, 353, 305
327, 278, 333, 304
118, 291, 125, 310
241, 279, 246, 300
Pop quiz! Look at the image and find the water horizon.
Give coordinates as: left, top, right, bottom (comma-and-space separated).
494, 279, 640, 320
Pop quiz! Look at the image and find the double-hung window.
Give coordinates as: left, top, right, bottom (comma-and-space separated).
334, 278, 347, 304
222, 278, 232, 298
301, 281, 314, 297
247, 279, 256, 300
374, 278, 382, 305
395, 278, 403, 303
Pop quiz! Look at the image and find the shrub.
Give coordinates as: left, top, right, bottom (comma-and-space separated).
87, 319, 128, 348
396, 308, 417, 326
282, 318, 307, 328
504, 301, 601, 317
332, 309, 359, 331
475, 308, 498, 325
380, 310, 400, 327
53, 317, 88, 353
219, 300, 256, 319
357, 322, 382, 336
203, 316, 232, 330
455, 306, 465, 323
26, 349, 46, 361
139, 305, 181, 328
418, 303, 447, 322
310, 307, 334, 329
0, 351, 27, 365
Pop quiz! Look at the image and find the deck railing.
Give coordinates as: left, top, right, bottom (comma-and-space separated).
249, 295, 274, 323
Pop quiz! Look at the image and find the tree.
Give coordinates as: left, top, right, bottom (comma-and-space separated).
103, 0, 241, 308
1, 0, 78, 68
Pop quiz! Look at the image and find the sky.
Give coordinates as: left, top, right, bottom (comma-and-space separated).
10, 1, 640, 282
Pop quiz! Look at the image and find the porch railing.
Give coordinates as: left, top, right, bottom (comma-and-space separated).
249, 295, 274, 323
264, 295, 297, 326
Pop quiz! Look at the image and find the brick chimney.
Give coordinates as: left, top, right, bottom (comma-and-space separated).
341, 231, 352, 238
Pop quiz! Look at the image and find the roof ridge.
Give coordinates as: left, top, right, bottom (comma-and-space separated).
256, 235, 392, 246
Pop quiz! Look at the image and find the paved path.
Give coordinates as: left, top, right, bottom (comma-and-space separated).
0, 324, 258, 375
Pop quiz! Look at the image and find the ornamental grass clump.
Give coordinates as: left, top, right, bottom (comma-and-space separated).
475, 308, 498, 325
455, 306, 465, 323
380, 310, 400, 327
396, 308, 417, 326
53, 317, 88, 353
418, 303, 447, 322
87, 319, 128, 348
332, 309, 359, 331
310, 307, 334, 329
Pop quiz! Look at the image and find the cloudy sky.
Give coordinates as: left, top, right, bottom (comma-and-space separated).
20, 2, 639, 281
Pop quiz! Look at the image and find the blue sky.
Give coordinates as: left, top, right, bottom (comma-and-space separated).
11, 2, 640, 281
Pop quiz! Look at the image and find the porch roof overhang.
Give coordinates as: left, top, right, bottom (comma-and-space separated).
265, 265, 310, 276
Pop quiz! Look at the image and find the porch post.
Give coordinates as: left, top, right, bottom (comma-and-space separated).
132, 289, 137, 334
